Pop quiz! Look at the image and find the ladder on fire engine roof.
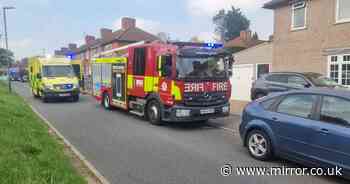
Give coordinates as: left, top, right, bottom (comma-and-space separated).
93, 41, 146, 58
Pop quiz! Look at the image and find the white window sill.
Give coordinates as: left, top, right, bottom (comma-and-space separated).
335, 19, 350, 25
291, 26, 307, 32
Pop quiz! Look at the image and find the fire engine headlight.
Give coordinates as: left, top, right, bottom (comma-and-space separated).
222, 106, 230, 113
176, 109, 191, 117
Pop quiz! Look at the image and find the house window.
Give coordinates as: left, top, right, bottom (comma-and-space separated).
291, 1, 307, 30
336, 0, 350, 23
256, 64, 270, 79
328, 55, 350, 86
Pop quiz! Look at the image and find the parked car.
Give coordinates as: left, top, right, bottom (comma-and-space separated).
0, 75, 8, 81
251, 72, 345, 100
239, 89, 350, 176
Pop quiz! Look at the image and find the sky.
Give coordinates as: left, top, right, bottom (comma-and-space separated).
1, 0, 273, 60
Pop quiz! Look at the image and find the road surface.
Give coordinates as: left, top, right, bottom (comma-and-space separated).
13, 82, 346, 184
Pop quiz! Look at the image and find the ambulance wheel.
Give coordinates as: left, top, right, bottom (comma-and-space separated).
41, 95, 49, 103
32, 89, 39, 98
146, 100, 162, 125
102, 93, 111, 110
72, 95, 79, 102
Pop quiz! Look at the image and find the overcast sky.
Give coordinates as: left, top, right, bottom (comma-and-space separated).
1, 0, 273, 60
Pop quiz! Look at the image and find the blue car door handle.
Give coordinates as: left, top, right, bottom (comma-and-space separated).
272, 117, 278, 121
318, 128, 329, 134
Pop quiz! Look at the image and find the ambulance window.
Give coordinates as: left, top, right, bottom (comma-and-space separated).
133, 47, 146, 75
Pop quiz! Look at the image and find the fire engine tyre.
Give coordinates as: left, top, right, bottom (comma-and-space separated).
146, 100, 162, 126
102, 93, 111, 110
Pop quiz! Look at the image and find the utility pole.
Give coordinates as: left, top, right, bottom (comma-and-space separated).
3, 6, 15, 92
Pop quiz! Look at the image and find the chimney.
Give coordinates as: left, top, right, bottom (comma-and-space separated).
100, 28, 113, 40
240, 30, 252, 41
121, 17, 136, 30
85, 35, 96, 45
68, 43, 77, 50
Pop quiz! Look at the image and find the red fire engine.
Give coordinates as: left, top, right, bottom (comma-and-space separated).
92, 41, 233, 125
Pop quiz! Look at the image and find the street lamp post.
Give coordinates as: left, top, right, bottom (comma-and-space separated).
3, 6, 15, 92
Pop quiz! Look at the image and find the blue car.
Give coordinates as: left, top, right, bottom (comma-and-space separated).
239, 89, 350, 174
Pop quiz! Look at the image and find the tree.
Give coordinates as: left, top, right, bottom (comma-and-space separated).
0, 48, 14, 67
213, 6, 250, 42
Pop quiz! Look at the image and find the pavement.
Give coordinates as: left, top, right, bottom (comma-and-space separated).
12, 82, 347, 184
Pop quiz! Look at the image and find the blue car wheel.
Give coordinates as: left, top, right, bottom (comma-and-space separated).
246, 130, 273, 161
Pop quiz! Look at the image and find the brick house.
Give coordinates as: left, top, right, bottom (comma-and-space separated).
224, 30, 264, 52
76, 17, 159, 61
264, 0, 350, 86
75, 17, 159, 93
54, 43, 78, 57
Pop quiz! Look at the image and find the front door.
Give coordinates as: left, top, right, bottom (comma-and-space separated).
230, 64, 254, 101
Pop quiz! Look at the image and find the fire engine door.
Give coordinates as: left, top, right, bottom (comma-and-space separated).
158, 55, 174, 105
112, 63, 126, 103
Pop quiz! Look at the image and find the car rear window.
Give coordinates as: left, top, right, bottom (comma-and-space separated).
266, 74, 288, 83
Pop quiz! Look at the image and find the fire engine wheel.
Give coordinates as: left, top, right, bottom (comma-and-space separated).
147, 100, 162, 125
103, 93, 111, 110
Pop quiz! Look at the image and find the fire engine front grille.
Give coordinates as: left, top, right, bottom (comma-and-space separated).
183, 92, 228, 107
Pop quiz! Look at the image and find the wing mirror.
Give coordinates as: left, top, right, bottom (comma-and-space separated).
304, 83, 311, 88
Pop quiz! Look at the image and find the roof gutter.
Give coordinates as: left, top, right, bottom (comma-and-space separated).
93, 41, 145, 58
263, 0, 289, 9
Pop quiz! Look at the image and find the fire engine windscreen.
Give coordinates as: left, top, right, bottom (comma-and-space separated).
176, 56, 226, 79
43, 66, 75, 77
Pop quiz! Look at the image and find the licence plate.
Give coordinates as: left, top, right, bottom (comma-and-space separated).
59, 93, 71, 97
200, 108, 215, 115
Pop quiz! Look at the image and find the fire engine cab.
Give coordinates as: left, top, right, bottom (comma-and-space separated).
92, 42, 232, 125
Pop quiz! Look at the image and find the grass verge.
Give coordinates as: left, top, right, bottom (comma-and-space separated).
0, 81, 86, 184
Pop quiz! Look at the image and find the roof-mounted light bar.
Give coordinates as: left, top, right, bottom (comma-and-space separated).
170, 42, 223, 49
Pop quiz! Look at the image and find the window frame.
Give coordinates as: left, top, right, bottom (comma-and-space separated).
327, 54, 350, 86
336, 0, 350, 24
256, 63, 271, 80
291, 1, 307, 31
315, 95, 350, 127
272, 93, 319, 120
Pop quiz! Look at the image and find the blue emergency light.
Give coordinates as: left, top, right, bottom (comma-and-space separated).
172, 42, 224, 49
205, 43, 223, 49
66, 52, 76, 60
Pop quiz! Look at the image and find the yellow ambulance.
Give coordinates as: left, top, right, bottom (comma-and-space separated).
28, 57, 80, 102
